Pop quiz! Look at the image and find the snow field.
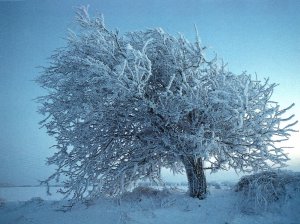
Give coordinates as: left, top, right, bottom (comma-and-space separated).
1, 183, 299, 224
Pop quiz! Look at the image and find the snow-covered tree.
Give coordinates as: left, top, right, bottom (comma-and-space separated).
36, 7, 297, 201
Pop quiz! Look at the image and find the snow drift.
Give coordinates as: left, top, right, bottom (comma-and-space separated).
1, 171, 300, 224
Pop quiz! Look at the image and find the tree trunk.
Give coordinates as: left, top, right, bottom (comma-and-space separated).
181, 156, 207, 199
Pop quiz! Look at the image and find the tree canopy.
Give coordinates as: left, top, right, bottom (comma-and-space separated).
36, 7, 297, 201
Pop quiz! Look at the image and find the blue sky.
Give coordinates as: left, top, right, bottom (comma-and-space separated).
0, 0, 299, 185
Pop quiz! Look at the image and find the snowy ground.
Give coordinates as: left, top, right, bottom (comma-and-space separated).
1, 184, 299, 224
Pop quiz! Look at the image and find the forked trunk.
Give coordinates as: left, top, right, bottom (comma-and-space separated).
181, 156, 207, 199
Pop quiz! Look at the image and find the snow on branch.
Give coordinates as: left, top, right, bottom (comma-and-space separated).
36, 7, 298, 202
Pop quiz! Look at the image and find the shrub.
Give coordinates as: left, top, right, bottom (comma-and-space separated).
235, 171, 300, 213
0, 197, 6, 207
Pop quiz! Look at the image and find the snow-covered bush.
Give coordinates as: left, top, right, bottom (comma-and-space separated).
25, 197, 44, 206
120, 187, 172, 210
121, 186, 170, 201
0, 197, 6, 207
235, 171, 300, 213
208, 181, 221, 189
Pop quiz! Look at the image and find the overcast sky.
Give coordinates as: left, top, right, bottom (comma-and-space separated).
0, 0, 299, 185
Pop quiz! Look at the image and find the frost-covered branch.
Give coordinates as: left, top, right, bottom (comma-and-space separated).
36, 7, 297, 201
